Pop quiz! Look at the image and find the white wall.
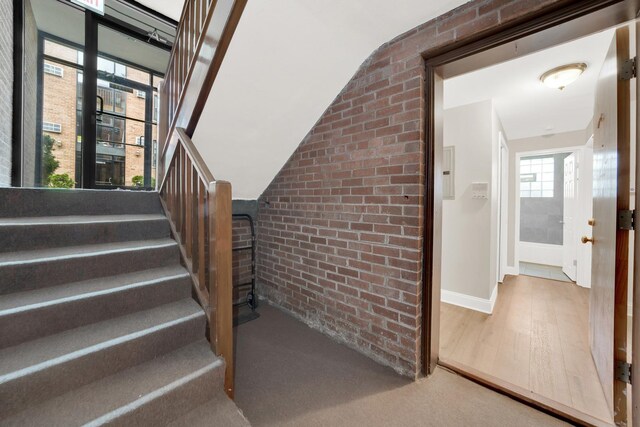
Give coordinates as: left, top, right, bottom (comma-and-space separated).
442, 100, 500, 313
190, 0, 467, 200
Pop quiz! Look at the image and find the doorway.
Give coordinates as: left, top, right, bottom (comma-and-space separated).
13, 0, 173, 189
422, 2, 638, 426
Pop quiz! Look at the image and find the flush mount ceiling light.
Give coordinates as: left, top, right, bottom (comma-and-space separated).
540, 63, 587, 90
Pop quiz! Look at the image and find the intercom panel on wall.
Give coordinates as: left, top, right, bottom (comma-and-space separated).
472, 182, 489, 199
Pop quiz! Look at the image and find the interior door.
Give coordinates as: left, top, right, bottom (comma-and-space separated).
563, 153, 577, 281
589, 27, 631, 425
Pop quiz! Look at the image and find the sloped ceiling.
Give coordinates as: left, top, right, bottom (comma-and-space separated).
186, 0, 469, 199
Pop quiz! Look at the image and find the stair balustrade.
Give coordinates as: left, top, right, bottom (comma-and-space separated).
159, 127, 234, 398
157, 0, 247, 400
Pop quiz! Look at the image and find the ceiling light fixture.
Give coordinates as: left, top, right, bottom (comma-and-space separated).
540, 63, 587, 90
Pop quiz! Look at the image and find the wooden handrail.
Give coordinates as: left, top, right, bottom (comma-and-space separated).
159, 127, 234, 398
158, 0, 247, 185
156, 0, 246, 399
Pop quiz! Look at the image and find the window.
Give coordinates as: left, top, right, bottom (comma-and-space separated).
43, 122, 62, 133
97, 82, 126, 115
44, 63, 63, 77
520, 156, 554, 198
97, 116, 125, 147
97, 57, 126, 78
153, 93, 159, 123
136, 90, 146, 98
135, 136, 144, 146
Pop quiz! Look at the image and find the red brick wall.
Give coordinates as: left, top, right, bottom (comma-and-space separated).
257, 0, 570, 377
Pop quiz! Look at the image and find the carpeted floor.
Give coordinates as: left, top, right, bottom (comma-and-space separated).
233, 303, 568, 427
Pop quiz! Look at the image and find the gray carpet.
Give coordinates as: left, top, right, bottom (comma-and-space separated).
234, 304, 568, 427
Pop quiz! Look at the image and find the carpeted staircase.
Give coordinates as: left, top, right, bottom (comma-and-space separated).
0, 188, 249, 426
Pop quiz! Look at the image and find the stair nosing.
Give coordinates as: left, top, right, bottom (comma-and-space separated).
0, 311, 202, 385
83, 361, 223, 427
0, 239, 177, 267
0, 214, 167, 226
0, 272, 190, 316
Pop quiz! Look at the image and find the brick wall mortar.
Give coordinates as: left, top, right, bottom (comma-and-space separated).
257, 0, 574, 377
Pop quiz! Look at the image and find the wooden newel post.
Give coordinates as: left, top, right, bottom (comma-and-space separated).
208, 180, 234, 399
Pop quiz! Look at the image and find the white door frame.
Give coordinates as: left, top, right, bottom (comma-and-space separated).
514, 145, 584, 273
497, 132, 509, 283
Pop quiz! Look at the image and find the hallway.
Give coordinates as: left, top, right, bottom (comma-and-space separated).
440, 275, 611, 424
234, 304, 566, 426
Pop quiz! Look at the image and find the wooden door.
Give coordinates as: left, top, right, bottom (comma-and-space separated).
563, 153, 577, 281
590, 27, 631, 425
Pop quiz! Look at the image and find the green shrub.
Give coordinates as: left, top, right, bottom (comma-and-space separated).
132, 175, 144, 187
48, 173, 75, 188
132, 175, 156, 188
42, 134, 60, 185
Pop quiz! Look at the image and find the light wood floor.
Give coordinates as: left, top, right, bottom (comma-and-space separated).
440, 274, 613, 424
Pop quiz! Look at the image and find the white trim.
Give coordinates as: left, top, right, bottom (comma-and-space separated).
514, 145, 583, 268
441, 286, 498, 315
502, 265, 520, 277
519, 241, 563, 266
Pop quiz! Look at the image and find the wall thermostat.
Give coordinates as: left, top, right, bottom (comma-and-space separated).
472, 182, 489, 199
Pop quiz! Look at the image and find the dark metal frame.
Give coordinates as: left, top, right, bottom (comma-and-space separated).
232, 214, 257, 311
12, 1, 167, 189
11, 0, 24, 186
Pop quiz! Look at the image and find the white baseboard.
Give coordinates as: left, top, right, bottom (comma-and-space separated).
519, 242, 563, 267
442, 286, 498, 315
502, 266, 520, 277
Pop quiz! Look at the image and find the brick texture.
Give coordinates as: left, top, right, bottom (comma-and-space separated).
0, 0, 13, 187
257, 0, 570, 377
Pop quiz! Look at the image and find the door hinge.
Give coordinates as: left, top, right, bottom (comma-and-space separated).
621, 57, 637, 80
618, 209, 635, 230
616, 360, 632, 384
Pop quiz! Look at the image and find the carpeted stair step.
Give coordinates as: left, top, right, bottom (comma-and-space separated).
1, 340, 225, 427
0, 299, 206, 417
0, 214, 170, 253
0, 238, 180, 295
0, 188, 162, 217
0, 266, 192, 349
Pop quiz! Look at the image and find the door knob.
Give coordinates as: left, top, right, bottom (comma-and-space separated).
581, 236, 594, 244
588, 218, 595, 226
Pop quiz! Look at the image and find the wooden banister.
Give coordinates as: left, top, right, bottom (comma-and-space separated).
158, 0, 247, 184
157, 0, 247, 399
159, 127, 234, 398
